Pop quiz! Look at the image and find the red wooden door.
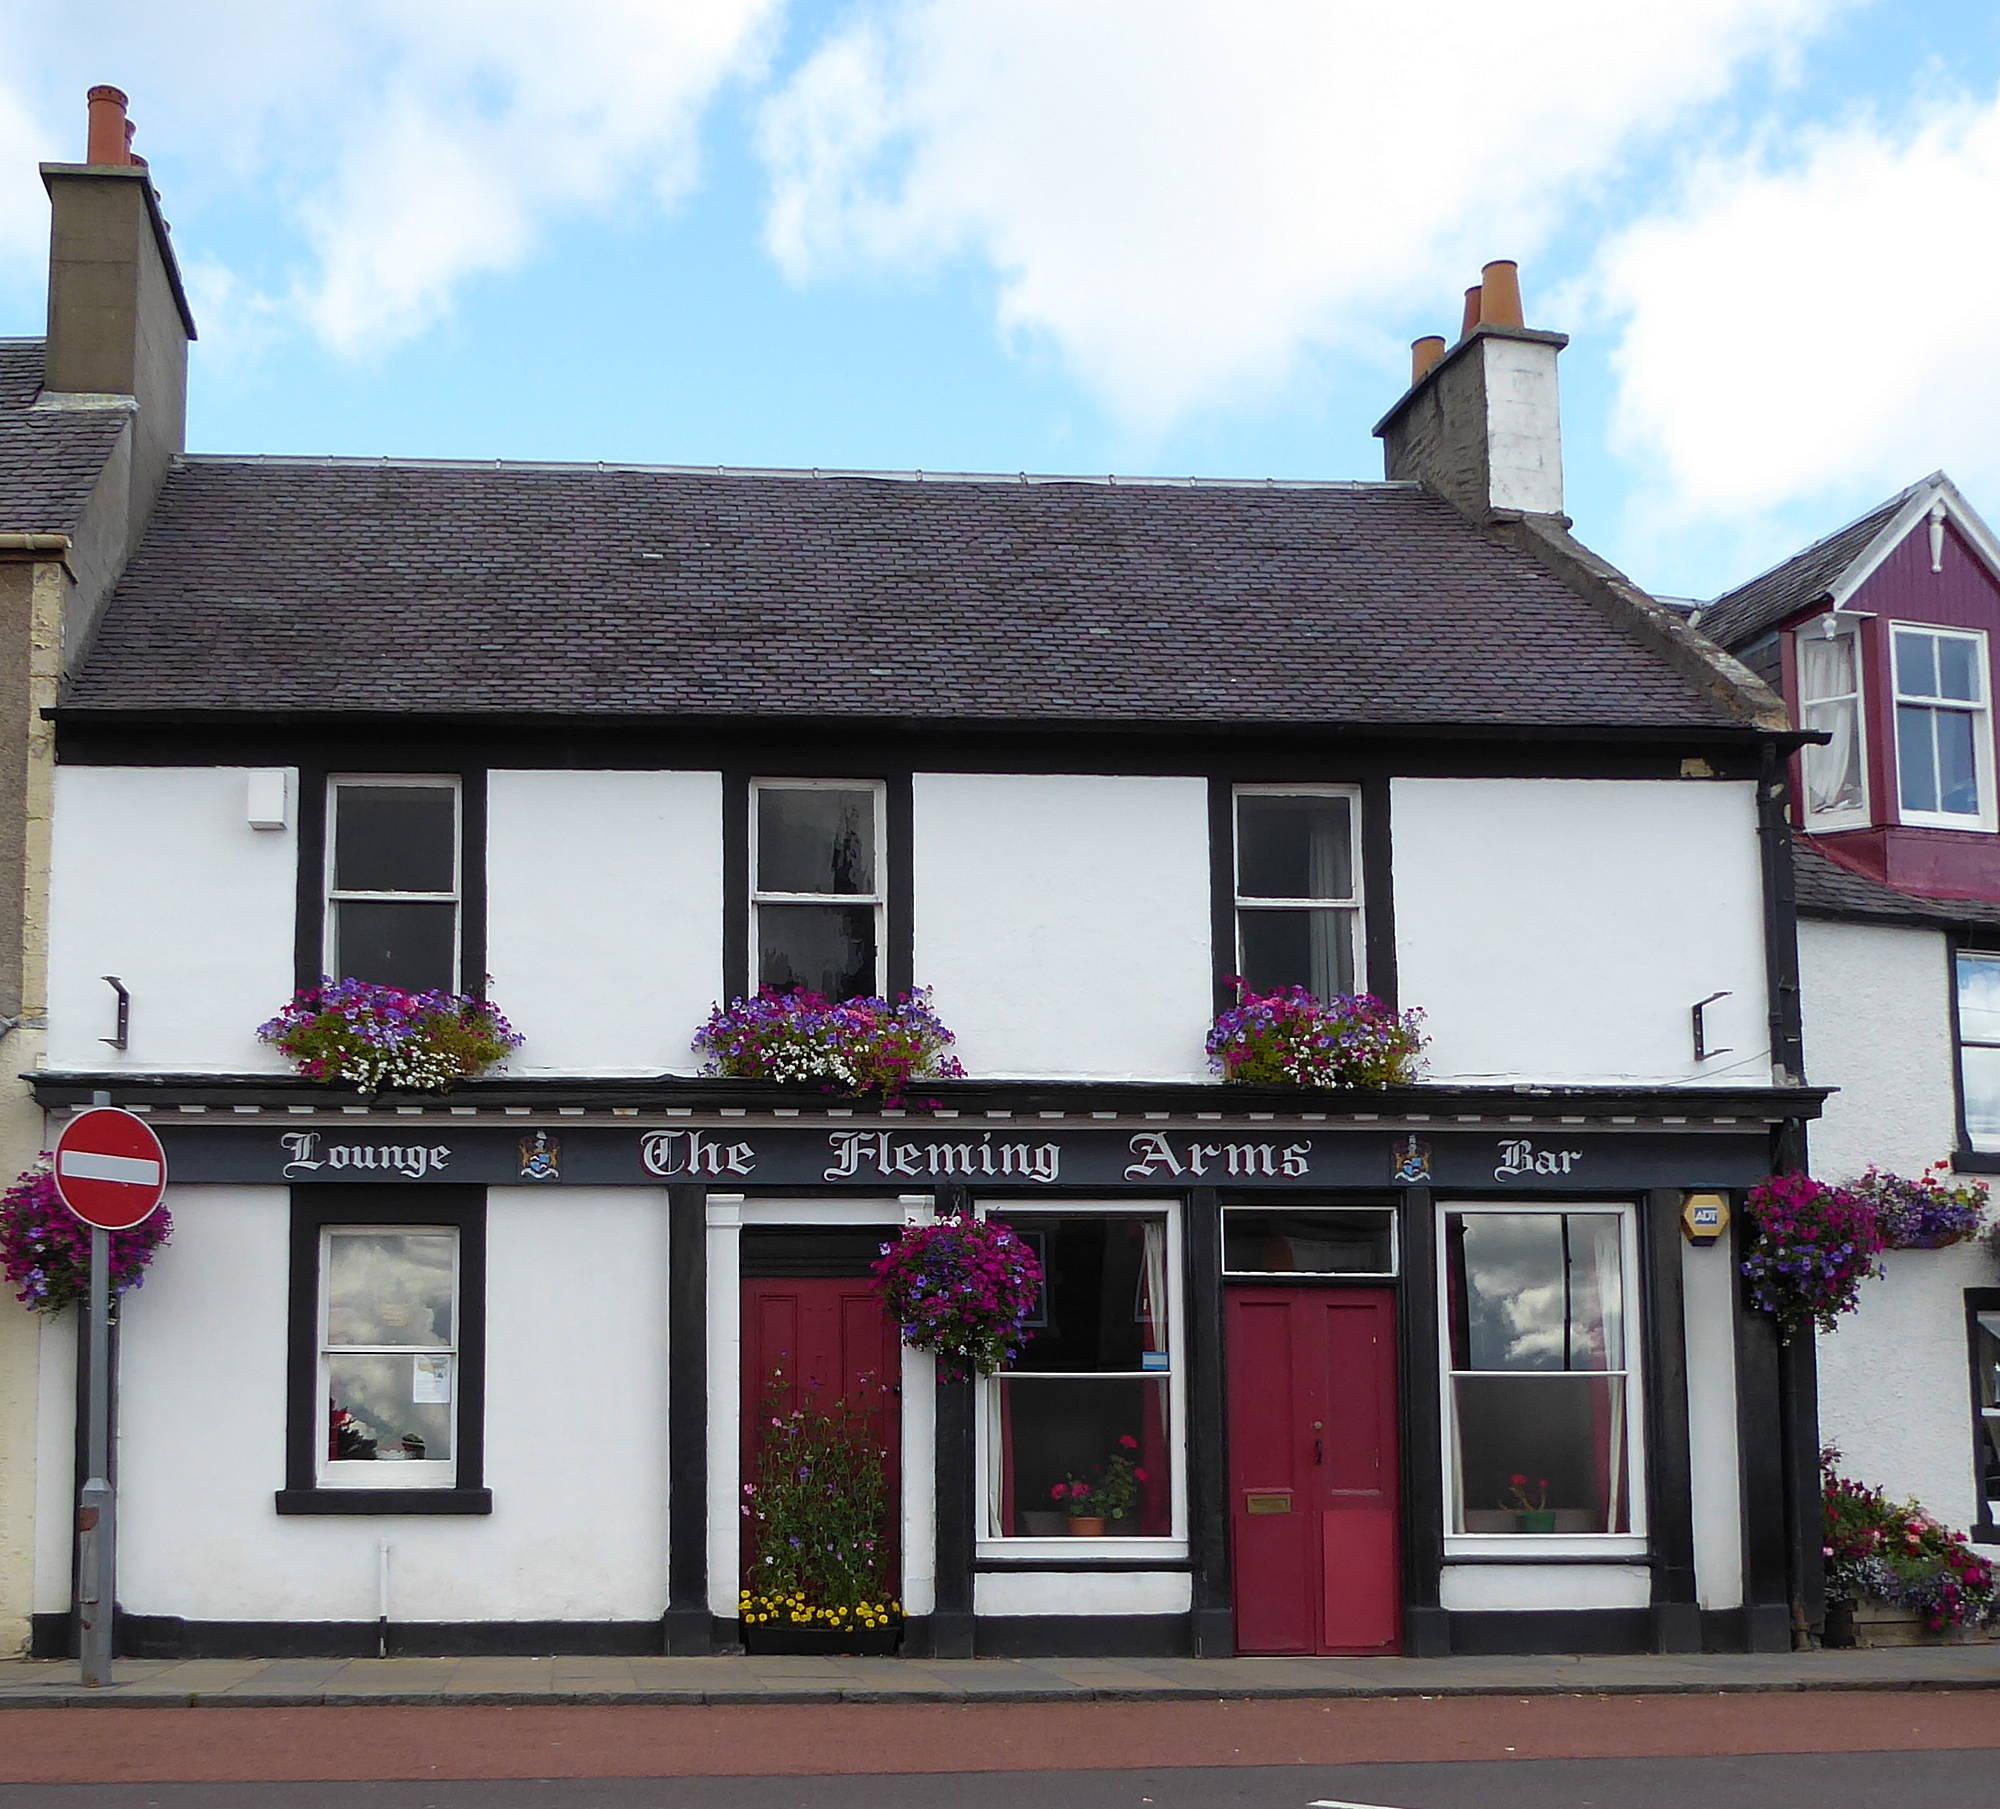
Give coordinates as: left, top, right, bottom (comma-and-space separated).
741, 1278, 902, 1587
1226, 1286, 1399, 1655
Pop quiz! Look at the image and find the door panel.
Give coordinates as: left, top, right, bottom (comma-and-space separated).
1227, 1285, 1399, 1656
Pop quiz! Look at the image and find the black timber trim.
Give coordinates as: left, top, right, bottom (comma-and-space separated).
28, 1072, 1833, 1122
1396, 1185, 1448, 1658
885, 773, 914, 999
1968, 1287, 2000, 1544
1643, 1187, 1698, 1641
1207, 783, 1236, 1018
1445, 1608, 1651, 1656
1184, 1185, 1232, 1655
1757, 741, 1807, 1085
1732, 1188, 1791, 1643
293, 765, 487, 996
973, 1613, 1189, 1658
721, 765, 750, 1005
664, 1184, 710, 1653
49, 1614, 661, 1661
1359, 773, 1397, 1006
280, 1185, 487, 1512
931, 1186, 976, 1659
1953, 1152, 2000, 1175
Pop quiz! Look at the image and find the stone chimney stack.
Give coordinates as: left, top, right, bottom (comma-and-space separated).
1373, 260, 1565, 525
41, 86, 195, 500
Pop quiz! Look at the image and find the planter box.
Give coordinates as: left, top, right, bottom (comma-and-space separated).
1852, 1598, 1982, 1648
742, 1622, 902, 1657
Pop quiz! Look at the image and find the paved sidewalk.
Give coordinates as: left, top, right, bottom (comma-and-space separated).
1, 1644, 1997, 1708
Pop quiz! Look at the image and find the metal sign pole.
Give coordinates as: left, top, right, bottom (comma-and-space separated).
77, 1221, 112, 1687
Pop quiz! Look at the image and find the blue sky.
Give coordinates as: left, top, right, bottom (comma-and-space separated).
5, 0, 2000, 601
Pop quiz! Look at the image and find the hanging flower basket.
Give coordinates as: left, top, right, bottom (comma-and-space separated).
692, 986, 965, 1105
1741, 1173, 1883, 1339
0, 1160, 171, 1315
871, 1214, 1043, 1381
258, 978, 523, 1093
1206, 984, 1426, 1088
1845, 1163, 1988, 1251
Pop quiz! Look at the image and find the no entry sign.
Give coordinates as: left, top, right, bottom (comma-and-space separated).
54, 1108, 167, 1229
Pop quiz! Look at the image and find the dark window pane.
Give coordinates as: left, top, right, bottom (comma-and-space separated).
1450, 1374, 1628, 1533
1939, 709, 1980, 815
1236, 794, 1352, 899
1977, 1313, 2000, 1412
992, 1215, 1169, 1374
758, 902, 876, 999
1896, 629, 1938, 699
333, 900, 458, 994
333, 785, 457, 893
1238, 908, 1354, 997
1446, 1213, 1624, 1373
757, 788, 875, 895
1224, 1210, 1394, 1275
1898, 705, 1939, 813
992, 1375, 1170, 1536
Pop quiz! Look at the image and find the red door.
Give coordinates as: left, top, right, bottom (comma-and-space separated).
1226, 1287, 1399, 1655
741, 1278, 902, 1587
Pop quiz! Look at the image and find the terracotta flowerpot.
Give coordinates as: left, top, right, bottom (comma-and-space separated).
1067, 1516, 1108, 1537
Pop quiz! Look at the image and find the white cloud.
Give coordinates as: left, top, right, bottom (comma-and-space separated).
0, 0, 781, 355
758, 0, 1844, 433
1599, 83, 2000, 526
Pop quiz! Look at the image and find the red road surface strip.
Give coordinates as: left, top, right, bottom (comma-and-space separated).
1, 1692, 1997, 1785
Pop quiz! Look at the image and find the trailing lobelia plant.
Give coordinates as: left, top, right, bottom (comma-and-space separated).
1741, 1173, 1884, 1339
871, 1213, 1043, 1382
692, 986, 965, 1105
1206, 983, 1426, 1089
258, 977, 522, 1093
1846, 1162, 1989, 1251
0, 1160, 171, 1314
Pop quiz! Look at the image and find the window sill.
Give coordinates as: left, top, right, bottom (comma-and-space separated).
275, 1487, 492, 1516
1951, 1151, 2000, 1174
1444, 1534, 1647, 1561
975, 1537, 1186, 1564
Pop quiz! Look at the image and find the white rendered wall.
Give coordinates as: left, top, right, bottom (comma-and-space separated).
1391, 779, 1768, 1085
487, 770, 722, 1076
1799, 919, 1995, 1548
47, 769, 297, 1072
1683, 1239, 1744, 1610
112, 1187, 671, 1624
1481, 336, 1564, 517
1439, 1564, 1648, 1613
974, 1571, 1191, 1617
913, 774, 1211, 1079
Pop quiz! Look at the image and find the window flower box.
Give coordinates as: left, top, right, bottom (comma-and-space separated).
258, 978, 522, 1094
1206, 985, 1425, 1089
693, 986, 964, 1106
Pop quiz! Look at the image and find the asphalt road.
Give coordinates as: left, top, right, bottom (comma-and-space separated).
2, 1755, 1999, 1809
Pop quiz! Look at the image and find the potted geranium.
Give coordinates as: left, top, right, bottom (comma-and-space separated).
739, 1375, 900, 1654
693, 986, 965, 1106
1741, 1173, 1883, 1340
871, 1213, 1042, 1381
1846, 1163, 1988, 1250
0, 1160, 171, 1314
258, 978, 522, 1093
1052, 1435, 1148, 1536
1206, 983, 1425, 1088
1501, 1472, 1556, 1534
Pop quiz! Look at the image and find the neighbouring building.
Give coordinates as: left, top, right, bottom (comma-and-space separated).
0, 85, 194, 1654
20, 97, 1832, 1662
1700, 473, 2000, 1557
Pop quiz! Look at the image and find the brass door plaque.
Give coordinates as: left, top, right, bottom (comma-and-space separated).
1245, 1491, 1292, 1515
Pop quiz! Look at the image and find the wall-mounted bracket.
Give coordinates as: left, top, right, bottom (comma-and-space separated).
1691, 990, 1732, 1062
100, 975, 129, 1051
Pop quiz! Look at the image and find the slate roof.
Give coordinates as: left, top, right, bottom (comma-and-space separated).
66, 455, 1752, 730
0, 340, 128, 535
1793, 843, 2000, 932
1696, 491, 1910, 650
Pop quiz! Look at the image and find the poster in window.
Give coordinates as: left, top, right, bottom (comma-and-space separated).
411, 1352, 452, 1405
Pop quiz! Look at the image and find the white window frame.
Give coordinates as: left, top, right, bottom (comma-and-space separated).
1974, 1306, 2000, 1529
749, 778, 886, 998
1891, 623, 1995, 831
1437, 1201, 1648, 1560
973, 1198, 1187, 1563
316, 1224, 460, 1491
1220, 1205, 1399, 1279
1232, 783, 1366, 997
1794, 616, 1870, 831
1955, 950, 2000, 1153
324, 775, 463, 990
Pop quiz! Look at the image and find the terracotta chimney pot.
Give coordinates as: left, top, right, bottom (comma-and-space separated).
1459, 284, 1483, 341
1480, 259, 1524, 329
86, 85, 130, 166
1411, 335, 1447, 384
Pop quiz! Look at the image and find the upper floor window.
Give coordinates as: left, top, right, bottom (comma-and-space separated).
752, 780, 883, 998
1971, 1292, 1999, 1539
1956, 949, 2000, 1152
326, 778, 460, 993
1796, 622, 1866, 826
1233, 786, 1362, 997
1894, 626, 1992, 828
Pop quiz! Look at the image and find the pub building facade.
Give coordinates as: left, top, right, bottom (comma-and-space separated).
21, 197, 1827, 1661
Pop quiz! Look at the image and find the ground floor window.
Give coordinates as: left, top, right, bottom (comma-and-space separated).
1972, 1291, 2000, 1536
977, 1202, 1183, 1554
1440, 1203, 1644, 1546
279, 1185, 490, 1514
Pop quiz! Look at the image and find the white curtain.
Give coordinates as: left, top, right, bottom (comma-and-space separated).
1140, 1219, 1168, 1353
1798, 633, 1862, 815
